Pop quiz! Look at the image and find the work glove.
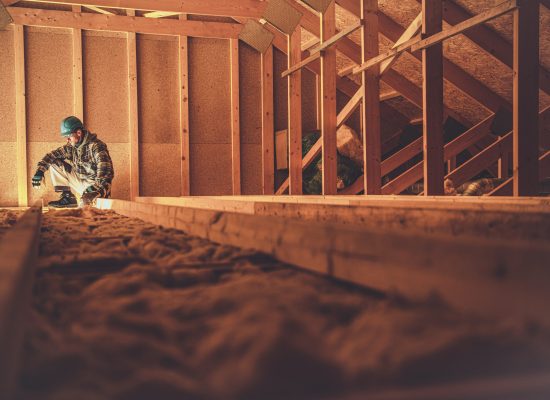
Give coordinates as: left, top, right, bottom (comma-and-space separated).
32, 170, 44, 188
80, 186, 100, 206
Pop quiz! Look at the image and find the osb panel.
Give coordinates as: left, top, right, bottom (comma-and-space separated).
190, 143, 232, 195
25, 28, 73, 142
140, 143, 181, 197
0, 142, 18, 206
241, 143, 262, 195
137, 34, 180, 144
188, 38, 231, 144
0, 29, 15, 142
273, 48, 288, 132
27, 142, 66, 205
239, 42, 262, 145
83, 34, 129, 143
108, 143, 130, 200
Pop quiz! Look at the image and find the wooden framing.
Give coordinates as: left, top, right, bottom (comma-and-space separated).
321, 0, 337, 195
422, 0, 444, 195
126, 9, 139, 200
380, 12, 422, 75
513, 0, 539, 196
17, 0, 267, 18
8, 7, 242, 39
14, 24, 27, 207
287, 27, 302, 195
261, 45, 275, 195
72, 5, 83, 120
0, 204, 42, 399
230, 38, 241, 195
178, 14, 190, 196
361, 0, 381, 195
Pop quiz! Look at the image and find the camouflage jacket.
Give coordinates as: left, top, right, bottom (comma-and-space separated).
37, 131, 114, 197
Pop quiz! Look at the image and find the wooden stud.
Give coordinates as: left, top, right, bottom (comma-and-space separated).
361, 0, 381, 195
513, 0, 539, 196
230, 38, 241, 195
321, 1, 337, 195
261, 45, 275, 195
179, 14, 190, 196
72, 6, 83, 120
14, 25, 27, 207
422, 0, 444, 196
288, 28, 302, 195
126, 9, 139, 200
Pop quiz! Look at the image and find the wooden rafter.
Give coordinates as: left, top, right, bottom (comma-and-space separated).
8, 7, 242, 39
11, 0, 267, 18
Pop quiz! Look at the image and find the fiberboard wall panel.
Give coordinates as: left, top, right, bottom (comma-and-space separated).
137, 34, 181, 196
189, 38, 232, 195
0, 28, 16, 143
0, 143, 18, 206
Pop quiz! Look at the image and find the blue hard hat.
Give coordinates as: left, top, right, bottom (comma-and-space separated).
60, 116, 84, 137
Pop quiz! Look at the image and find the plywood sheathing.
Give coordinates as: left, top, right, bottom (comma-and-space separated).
139, 143, 181, 197
239, 42, 262, 194
188, 37, 232, 195
106, 143, 130, 200
0, 29, 16, 142
83, 33, 129, 144
25, 27, 72, 142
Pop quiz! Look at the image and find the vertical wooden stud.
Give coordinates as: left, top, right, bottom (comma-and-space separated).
321, 1, 337, 195
14, 24, 27, 207
513, 0, 539, 196
127, 10, 139, 200
261, 45, 275, 195
72, 6, 83, 120
179, 14, 190, 196
422, 0, 444, 195
361, 0, 382, 195
288, 28, 302, 195
316, 74, 322, 130
230, 38, 241, 195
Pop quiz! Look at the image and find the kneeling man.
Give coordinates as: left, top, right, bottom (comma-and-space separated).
32, 116, 114, 208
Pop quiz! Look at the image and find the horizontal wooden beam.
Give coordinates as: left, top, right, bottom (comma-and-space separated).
97, 198, 550, 326
281, 50, 322, 78
8, 7, 242, 38
309, 19, 362, 54
0, 204, 42, 399
83, 5, 113, 14
18, 0, 266, 18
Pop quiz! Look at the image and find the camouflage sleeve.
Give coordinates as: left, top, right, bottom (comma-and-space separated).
91, 141, 114, 197
36, 145, 71, 173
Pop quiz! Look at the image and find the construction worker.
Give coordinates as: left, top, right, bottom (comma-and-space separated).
31, 116, 114, 208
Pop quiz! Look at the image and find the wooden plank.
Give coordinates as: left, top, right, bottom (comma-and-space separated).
281, 50, 321, 78
288, 28, 302, 195
97, 198, 550, 326
14, 24, 27, 208
0, 204, 42, 399
309, 19, 362, 54
19, 0, 267, 18
422, 0, 444, 195
9, 7, 242, 39
83, 5, 113, 14
490, 151, 550, 196
336, 87, 362, 128
513, 0, 539, 196
261, 46, 275, 195
72, 5, 83, 120
127, 9, 139, 200
321, 1, 338, 195
144, 11, 181, 18
230, 38, 241, 195
380, 12, 422, 75
179, 14, 190, 196
361, 0, 381, 194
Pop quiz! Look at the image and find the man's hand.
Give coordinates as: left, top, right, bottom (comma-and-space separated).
31, 170, 44, 188
80, 188, 100, 206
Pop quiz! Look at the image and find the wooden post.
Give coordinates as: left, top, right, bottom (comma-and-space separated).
179, 14, 190, 196
14, 25, 27, 207
361, 0, 382, 195
127, 10, 139, 200
261, 45, 275, 195
72, 6, 83, 120
230, 38, 241, 195
321, 1, 337, 195
422, 0, 444, 195
513, 0, 539, 196
288, 28, 302, 195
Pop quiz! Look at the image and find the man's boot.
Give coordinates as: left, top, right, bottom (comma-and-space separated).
48, 186, 78, 208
